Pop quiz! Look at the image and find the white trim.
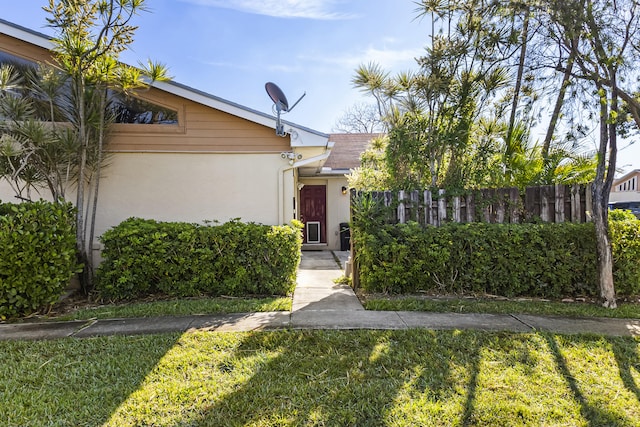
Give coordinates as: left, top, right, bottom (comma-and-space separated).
0, 19, 53, 50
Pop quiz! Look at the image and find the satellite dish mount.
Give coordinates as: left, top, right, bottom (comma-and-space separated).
265, 82, 305, 136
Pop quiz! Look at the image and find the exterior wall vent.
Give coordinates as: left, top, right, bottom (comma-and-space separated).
306, 221, 321, 243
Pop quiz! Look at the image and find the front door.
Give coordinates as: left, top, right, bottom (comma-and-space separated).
300, 185, 326, 244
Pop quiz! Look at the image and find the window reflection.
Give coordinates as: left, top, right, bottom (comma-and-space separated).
0, 50, 178, 125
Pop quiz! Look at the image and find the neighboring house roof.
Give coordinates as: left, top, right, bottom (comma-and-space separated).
610, 169, 640, 204
0, 18, 329, 148
323, 133, 382, 172
613, 169, 640, 191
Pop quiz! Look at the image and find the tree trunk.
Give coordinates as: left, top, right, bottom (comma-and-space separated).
506, 8, 529, 145
592, 186, 616, 308
542, 37, 577, 158
74, 75, 90, 293
87, 88, 108, 278
592, 83, 616, 308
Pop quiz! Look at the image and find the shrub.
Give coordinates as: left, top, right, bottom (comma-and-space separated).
0, 200, 80, 319
609, 212, 640, 295
96, 218, 302, 301
354, 217, 640, 299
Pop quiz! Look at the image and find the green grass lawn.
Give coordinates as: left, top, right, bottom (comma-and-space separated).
2, 329, 639, 426
38, 296, 292, 322
363, 296, 640, 319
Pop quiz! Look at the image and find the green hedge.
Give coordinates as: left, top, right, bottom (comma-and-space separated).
96, 218, 303, 301
0, 201, 79, 319
354, 216, 640, 298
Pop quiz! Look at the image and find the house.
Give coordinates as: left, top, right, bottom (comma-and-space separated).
610, 169, 640, 215
0, 19, 357, 255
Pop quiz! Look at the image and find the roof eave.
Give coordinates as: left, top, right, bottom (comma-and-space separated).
151, 81, 330, 147
0, 19, 330, 147
0, 19, 53, 50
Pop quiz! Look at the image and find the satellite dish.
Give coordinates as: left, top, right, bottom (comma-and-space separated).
266, 82, 289, 112
265, 82, 306, 137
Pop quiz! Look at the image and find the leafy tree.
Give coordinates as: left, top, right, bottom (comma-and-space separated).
0, 1, 171, 291
347, 135, 390, 191
354, 0, 638, 307
42, 0, 170, 290
549, 0, 640, 308
352, 1, 584, 191
0, 62, 75, 201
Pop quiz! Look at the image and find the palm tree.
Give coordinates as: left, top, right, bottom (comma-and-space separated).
0, 62, 76, 201
44, 0, 170, 290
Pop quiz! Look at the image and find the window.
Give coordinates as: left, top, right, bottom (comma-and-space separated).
1, 49, 179, 126
109, 92, 178, 125
0, 50, 33, 67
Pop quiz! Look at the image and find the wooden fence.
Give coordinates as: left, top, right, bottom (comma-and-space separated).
354, 184, 593, 226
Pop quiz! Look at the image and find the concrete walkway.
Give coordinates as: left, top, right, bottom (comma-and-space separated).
1, 250, 640, 340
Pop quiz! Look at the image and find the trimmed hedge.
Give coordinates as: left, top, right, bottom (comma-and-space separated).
0, 201, 80, 319
96, 218, 303, 301
354, 216, 640, 298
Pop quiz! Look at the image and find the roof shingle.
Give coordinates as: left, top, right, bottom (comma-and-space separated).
324, 133, 382, 171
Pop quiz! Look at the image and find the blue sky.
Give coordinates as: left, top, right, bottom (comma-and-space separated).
3, 0, 428, 133
3, 0, 638, 174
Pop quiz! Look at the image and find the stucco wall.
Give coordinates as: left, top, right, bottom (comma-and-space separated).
93, 152, 286, 238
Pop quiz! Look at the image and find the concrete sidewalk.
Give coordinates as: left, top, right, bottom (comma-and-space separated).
292, 250, 363, 312
1, 250, 639, 340
1, 310, 639, 340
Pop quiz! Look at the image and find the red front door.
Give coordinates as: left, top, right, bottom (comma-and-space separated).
300, 185, 326, 244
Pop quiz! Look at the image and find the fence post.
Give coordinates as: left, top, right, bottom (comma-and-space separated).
482, 189, 493, 222
540, 186, 551, 222
466, 193, 475, 223
525, 186, 538, 221
509, 188, 520, 223
555, 184, 565, 223
496, 189, 506, 223
411, 190, 420, 223
438, 189, 447, 226
424, 190, 433, 225
384, 191, 393, 208
571, 185, 581, 223
452, 196, 461, 223
585, 183, 593, 221
383, 191, 393, 223
398, 190, 406, 224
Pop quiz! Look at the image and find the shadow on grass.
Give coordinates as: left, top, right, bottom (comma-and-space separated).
183, 329, 484, 426
460, 338, 483, 427
0, 333, 181, 427
545, 334, 625, 426
610, 337, 640, 402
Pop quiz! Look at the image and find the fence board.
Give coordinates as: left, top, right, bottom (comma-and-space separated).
509, 188, 520, 223
438, 189, 446, 226
398, 190, 406, 224
424, 190, 433, 226
466, 193, 475, 223
354, 184, 592, 227
410, 190, 420, 223
555, 184, 565, 223
571, 185, 581, 223
453, 196, 461, 223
